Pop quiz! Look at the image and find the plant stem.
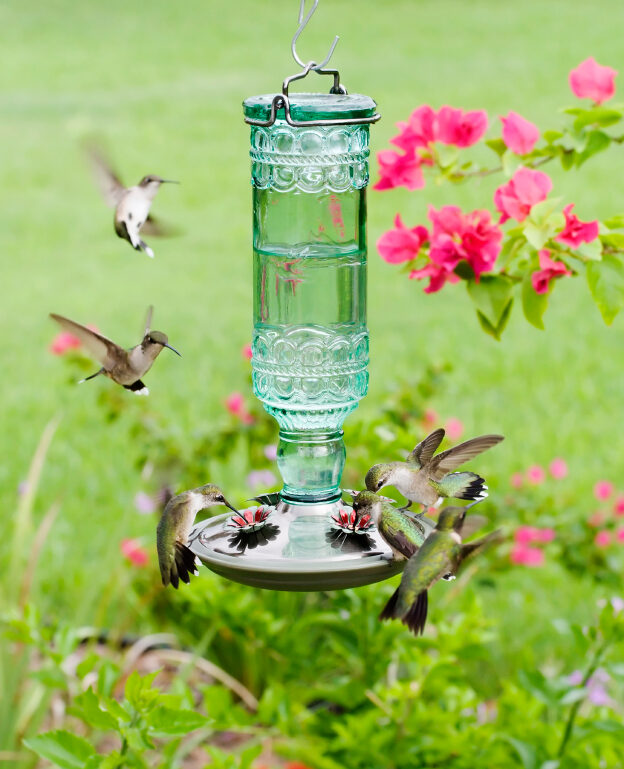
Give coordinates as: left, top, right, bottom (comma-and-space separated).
556, 640, 609, 760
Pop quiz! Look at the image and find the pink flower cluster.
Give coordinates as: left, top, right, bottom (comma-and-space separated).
511, 526, 555, 567
375, 105, 487, 191
511, 459, 568, 488
569, 57, 617, 105
589, 480, 624, 547
120, 538, 149, 567
225, 392, 254, 425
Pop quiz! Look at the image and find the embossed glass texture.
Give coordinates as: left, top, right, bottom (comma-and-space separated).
245, 94, 374, 503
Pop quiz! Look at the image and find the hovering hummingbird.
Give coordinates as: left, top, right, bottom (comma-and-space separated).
379, 506, 501, 636
87, 144, 178, 258
156, 483, 239, 589
49, 306, 180, 395
365, 428, 504, 511
352, 490, 436, 560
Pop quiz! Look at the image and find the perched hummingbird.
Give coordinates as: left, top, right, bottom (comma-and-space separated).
365, 428, 504, 510
379, 506, 501, 636
49, 306, 180, 395
156, 483, 239, 589
352, 490, 436, 560
87, 144, 178, 258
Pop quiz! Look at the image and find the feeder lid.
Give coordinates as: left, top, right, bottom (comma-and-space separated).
243, 92, 378, 125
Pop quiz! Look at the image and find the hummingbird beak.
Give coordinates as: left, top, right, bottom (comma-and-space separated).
224, 499, 239, 514
163, 343, 182, 356
161, 179, 179, 184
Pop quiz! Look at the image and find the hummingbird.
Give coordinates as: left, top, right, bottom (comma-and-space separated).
379, 506, 501, 636
49, 306, 180, 395
87, 144, 178, 258
156, 483, 239, 589
351, 490, 436, 560
365, 428, 504, 511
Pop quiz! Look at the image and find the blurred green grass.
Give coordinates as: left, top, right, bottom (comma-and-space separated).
1, 0, 623, 620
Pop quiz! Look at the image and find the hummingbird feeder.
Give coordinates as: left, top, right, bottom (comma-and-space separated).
190, 0, 403, 590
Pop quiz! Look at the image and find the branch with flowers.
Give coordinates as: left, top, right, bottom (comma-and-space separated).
375, 57, 624, 338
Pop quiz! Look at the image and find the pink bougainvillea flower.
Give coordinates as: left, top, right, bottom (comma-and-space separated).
515, 526, 555, 545
225, 392, 254, 425
391, 105, 437, 151
526, 465, 546, 485
422, 409, 439, 429
409, 262, 459, 294
427, 205, 503, 279
531, 250, 572, 295
120, 538, 149, 567
511, 472, 524, 489
377, 214, 429, 264
374, 149, 425, 191
511, 544, 545, 567
594, 480, 614, 501
134, 491, 156, 515
246, 469, 277, 490
549, 458, 568, 479
615, 527, 624, 543
588, 511, 605, 528
494, 167, 553, 224
614, 496, 624, 516
594, 530, 612, 548
436, 106, 488, 148
500, 111, 540, 155
50, 331, 82, 355
569, 57, 617, 105
242, 344, 253, 360
445, 417, 464, 441
536, 528, 555, 543
555, 204, 599, 248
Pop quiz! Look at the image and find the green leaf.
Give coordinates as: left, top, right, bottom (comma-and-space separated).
572, 107, 622, 130
502, 149, 522, 177
529, 198, 562, 225
522, 273, 548, 329
435, 144, 459, 169
576, 130, 610, 166
587, 254, 624, 324
72, 688, 119, 731
523, 223, 549, 250
604, 214, 624, 230
124, 670, 160, 712
496, 735, 537, 769
468, 276, 515, 340
600, 232, 624, 250
147, 705, 210, 735
485, 138, 507, 157
101, 695, 132, 724
560, 148, 575, 170
543, 129, 563, 143
24, 730, 95, 769
574, 237, 603, 261
559, 687, 587, 705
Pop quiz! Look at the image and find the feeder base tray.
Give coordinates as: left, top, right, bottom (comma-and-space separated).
189, 499, 405, 591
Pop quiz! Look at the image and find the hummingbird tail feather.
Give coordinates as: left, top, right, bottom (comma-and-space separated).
174, 542, 199, 586
124, 380, 149, 396
379, 587, 400, 621
436, 472, 488, 502
140, 239, 154, 258
402, 590, 428, 636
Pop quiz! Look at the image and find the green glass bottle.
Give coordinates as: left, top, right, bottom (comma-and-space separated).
244, 93, 377, 504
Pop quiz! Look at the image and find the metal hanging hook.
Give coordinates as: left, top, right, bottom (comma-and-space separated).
291, 0, 339, 70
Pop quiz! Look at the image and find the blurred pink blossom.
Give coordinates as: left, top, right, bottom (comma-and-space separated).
242, 344, 253, 360
531, 250, 572, 295
494, 167, 552, 224
526, 465, 546, 485
391, 105, 437, 151
515, 526, 555, 545
549, 458, 568, 479
50, 331, 82, 355
510, 472, 524, 489
374, 149, 425, 191
594, 480, 614, 501
614, 496, 624, 516
225, 392, 254, 425
445, 417, 464, 441
568, 668, 614, 708
246, 469, 277, 490
588, 511, 606, 528
568, 670, 584, 686
500, 111, 540, 155
615, 528, 624, 543
263, 444, 278, 461
611, 597, 624, 614
422, 409, 439, 429
555, 204, 599, 248
120, 538, 149, 567
594, 530, 611, 548
134, 491, 156, 515
436, 106, 488, 148
569, 57, 617, 105
510, 544, 544, 567
377, 214, 429, 264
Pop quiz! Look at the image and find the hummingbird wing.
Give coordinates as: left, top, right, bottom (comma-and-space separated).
457, 530, 503, 569
140, 214, 178, 238
428, 435, 504, 480
458, 514, 488, 540
406, 428, 445, 468
49, 314, 124, 369
143, 305, 154, 336
86, 145, 126, 207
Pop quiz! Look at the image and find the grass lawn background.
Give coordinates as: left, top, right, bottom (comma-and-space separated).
1, 0, 623, 639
